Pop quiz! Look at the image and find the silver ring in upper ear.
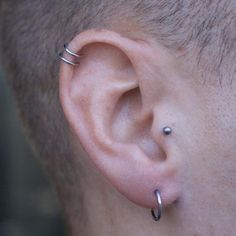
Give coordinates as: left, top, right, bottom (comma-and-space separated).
59, 52, 80, 66
64, 44, 83, 58
151, 189, 163, 221
59, 43, 82, 66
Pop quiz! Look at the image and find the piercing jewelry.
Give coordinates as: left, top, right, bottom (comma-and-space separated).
59, 44, 82, 66
163, 126, 172, 135
151, 129, 171, 221
151, 189, 163, 221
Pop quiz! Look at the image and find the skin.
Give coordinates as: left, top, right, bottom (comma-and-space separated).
60, 29, 236, 235
0, 1, 235, 235
57, 29, 236, 236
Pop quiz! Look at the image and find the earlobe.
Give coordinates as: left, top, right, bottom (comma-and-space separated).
59, 29, 181, 210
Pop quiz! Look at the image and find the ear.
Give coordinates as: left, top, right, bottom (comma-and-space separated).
59, 29, 182, 208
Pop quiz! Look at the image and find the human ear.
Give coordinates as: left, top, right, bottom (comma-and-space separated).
59, 29, 182, 209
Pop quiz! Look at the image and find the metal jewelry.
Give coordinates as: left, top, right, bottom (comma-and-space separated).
163, 126, 172, 135
151, 189, 163, 221
59, 44, 82, 66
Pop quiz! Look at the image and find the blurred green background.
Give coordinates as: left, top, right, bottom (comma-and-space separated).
0, 70, 65, 236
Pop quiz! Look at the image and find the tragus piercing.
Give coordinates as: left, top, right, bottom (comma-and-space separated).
163, 126, 172, 135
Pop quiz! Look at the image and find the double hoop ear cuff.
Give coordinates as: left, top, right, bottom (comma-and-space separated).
151, 189, 163, 221
59, 44, 82, 66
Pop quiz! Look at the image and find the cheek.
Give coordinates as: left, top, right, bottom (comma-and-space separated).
179, 87, 236, 227
185, 86, 236, 179
173, 87, 236, 231
202, 90, 236, 174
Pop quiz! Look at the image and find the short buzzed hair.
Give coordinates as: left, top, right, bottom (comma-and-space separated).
1, 0, 236, 191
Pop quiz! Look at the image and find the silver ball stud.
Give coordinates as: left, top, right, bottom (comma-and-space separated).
163, 126, 172, 135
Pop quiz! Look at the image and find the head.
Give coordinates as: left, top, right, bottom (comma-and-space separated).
1, 1, 236, 235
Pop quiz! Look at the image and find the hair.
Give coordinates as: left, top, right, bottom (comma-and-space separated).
1, 0, 236, 203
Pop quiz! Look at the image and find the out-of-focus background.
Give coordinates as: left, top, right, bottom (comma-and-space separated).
0, 69, 65, 236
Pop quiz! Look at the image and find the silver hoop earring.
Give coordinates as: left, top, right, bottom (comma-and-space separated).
58, 43, 82, 66
63, 44, 82, 58
151, 189, 163, 221
59, 52, 80, 66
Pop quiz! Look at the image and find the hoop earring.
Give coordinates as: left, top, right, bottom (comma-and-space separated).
151, 189, 163, 221
58, 43, 82, 66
